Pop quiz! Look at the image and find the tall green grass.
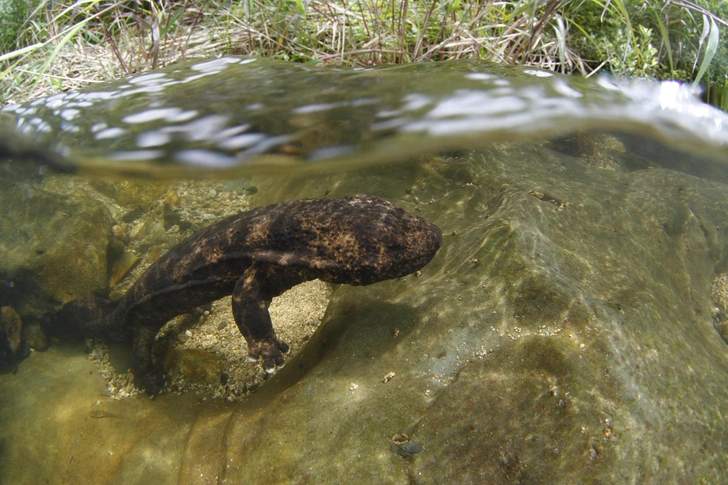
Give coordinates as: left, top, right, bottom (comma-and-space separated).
0, 0, 725, 105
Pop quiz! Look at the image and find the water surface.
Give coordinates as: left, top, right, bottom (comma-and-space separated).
1, 57, 726, 176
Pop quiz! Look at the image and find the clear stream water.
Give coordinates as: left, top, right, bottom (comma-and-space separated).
1, 58, 728, 484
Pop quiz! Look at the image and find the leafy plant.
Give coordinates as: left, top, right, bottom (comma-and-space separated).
0, 0, 725, 106
568, 0, 726, 83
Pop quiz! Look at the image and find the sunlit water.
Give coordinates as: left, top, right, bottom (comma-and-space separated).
1, 58, 727, 484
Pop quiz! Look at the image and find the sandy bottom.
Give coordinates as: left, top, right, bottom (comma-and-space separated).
89, 280, 333, 401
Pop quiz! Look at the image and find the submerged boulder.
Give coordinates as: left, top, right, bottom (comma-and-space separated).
0, 175, 113, 317
0, 306, 22, 354
163, 348, 224, 387
0, 305, 25, 367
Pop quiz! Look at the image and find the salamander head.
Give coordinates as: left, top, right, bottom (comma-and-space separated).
310, 194, 442, 285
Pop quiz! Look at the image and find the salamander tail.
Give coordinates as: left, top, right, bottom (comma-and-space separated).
47, 297, 124, 340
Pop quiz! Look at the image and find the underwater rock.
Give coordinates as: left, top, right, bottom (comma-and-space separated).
711, 274, 728, 344
0, 306, 22, 354
108, 250, 140, 288
89, 179, 169, 209
0, 177, 113, 316
715, 321, 728, 344
126, 204, 168, 254
163, 204, 193, 232
164, 348, 223, 386
389, 433, 423, 459
0, 306, 28, 369
23, 319, 49, 351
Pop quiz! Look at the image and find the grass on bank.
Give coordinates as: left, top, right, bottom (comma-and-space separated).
0, 0, 726, 106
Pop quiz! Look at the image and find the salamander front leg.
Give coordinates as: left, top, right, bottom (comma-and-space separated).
232, 269, 290, 373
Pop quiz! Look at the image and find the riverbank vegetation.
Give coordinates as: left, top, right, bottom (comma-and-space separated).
0, 0, 726, 106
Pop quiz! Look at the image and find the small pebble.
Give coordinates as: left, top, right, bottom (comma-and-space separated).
390, 432, 423, 458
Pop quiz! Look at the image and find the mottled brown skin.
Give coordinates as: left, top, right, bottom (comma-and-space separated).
54, 194, 441, 394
